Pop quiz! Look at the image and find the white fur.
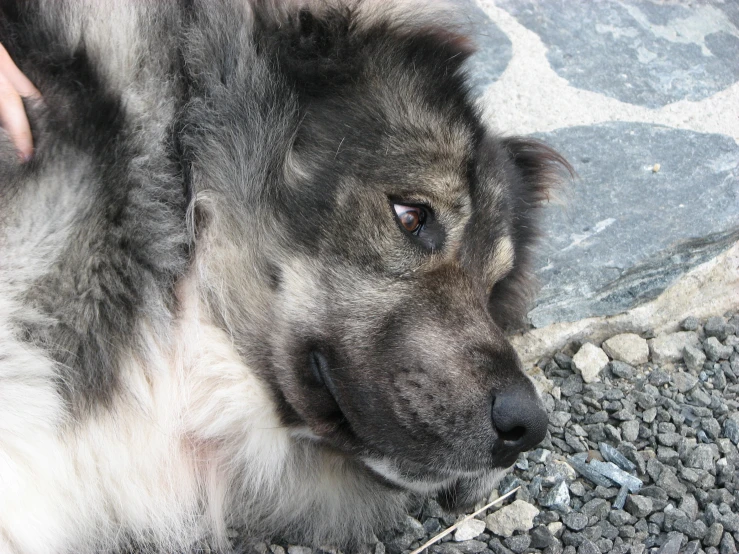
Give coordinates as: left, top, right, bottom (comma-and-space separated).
0, 268, 413, 552
0, 297, 199, 552
0, 1, 404, 547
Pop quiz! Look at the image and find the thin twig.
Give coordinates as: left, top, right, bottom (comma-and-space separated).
409, 486, 521, 554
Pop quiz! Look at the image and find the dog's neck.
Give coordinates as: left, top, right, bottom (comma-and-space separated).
173, 268, 409, 546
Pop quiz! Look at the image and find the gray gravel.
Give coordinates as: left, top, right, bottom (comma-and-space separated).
239, 313, 739, 554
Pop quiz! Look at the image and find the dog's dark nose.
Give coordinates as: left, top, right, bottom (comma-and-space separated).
491, 384, 548, 458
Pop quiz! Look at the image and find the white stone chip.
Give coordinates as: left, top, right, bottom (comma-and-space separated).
684, 345, 707, 372
571, 343, 609, 383
528, 365, 557, 395
602, 333, 649, 366
648, 331, 700, 363
287, 547, 313, 554
485, 499, 539, 538
453, 518, 486, 542
547, 521, 564, 537
673, 370, 699, 393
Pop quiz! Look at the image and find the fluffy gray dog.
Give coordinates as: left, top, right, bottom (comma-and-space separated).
0, 1, 569, 552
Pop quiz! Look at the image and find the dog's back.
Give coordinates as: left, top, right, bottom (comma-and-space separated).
0, 0, 188, 408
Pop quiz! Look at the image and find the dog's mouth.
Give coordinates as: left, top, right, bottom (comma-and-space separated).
303, 347, 356, 438
303, 349, 474, 484
309, 349, 341, 401
360, 455, 506, 513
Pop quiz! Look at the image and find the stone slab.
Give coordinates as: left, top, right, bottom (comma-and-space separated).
528, 122, 739, 329
496, 0, 739, 108
513, 243, 739, 366
458, 0, 511, 94
462, 0, 739, 361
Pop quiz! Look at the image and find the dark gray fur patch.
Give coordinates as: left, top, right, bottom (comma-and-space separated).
0, 3, 189, 413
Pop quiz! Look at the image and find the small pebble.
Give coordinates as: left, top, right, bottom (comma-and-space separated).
453, 519, 485, 542
681, 316, 700, 331
655, 534, 682, 554
602, 334, 649, 366
720, 533, 737, 554
503, 535, 531, 554
599, 443, 637, 472
588, 460, 642, 492
572, 343, 610, 383
541, 480, 571, 512
684, 345, 707, 372
624, 495, 653, 518
612, 485, 629, 510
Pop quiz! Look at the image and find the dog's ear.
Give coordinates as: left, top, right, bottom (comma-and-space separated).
487, 137, 572, 330
501, 137, 571, 206
258, 3, 474, 100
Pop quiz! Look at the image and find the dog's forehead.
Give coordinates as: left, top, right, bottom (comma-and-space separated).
378, 100, 475, 199
396, 127, 473, 205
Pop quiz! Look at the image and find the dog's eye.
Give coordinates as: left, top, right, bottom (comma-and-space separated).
393, 204, 426, 235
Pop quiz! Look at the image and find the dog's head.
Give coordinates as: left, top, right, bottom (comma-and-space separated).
188, 1, 570, 511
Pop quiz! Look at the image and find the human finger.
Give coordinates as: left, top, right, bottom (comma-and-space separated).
0, 43, 39, 98
0, 71, 34, 160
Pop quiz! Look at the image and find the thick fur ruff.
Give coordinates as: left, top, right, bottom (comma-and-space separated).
0, 1, 570, 552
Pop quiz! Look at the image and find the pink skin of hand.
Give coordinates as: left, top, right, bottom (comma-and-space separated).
0, 43, 40, 161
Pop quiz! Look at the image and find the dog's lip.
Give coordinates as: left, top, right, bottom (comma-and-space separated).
362, 456, 458, 493
309, 349, 341, 400
307, 348, 355, 433
304, 351, 516, 475
490, 450, 520, 469
309, 350, 328, 386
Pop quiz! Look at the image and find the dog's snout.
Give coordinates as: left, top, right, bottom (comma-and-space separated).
491, 384, 548, 458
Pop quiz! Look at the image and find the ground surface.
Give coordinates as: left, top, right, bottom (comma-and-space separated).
250, 2, 739, 554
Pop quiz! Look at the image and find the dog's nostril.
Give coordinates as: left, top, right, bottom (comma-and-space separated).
496, 426, 526, 444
